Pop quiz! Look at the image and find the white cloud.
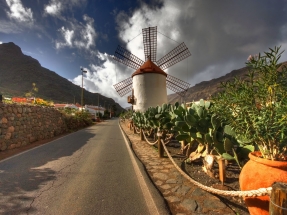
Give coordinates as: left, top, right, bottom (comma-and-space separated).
5, 0, 33, 23
114, 0, 287, 97
55, 26, 74, 48
44, 0, 86, 18
55, 15, 96, 50
0, 41, 2, 44
44, 0, 62, 16
74, 15, 96, 49
0, 20, 23, 33
71, 52, 130, 107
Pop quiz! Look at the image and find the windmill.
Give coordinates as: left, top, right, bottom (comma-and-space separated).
113, 26, 191, 112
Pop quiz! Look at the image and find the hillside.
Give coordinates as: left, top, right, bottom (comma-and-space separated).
0, 42, 124, 114
168, 59, 287, 104
168, 66, 252, 104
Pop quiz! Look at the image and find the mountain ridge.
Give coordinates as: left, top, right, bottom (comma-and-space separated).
168, 66, 251, 104
0, 42, 124, 114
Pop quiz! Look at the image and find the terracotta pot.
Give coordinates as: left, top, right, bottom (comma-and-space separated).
239, 151, 287, 215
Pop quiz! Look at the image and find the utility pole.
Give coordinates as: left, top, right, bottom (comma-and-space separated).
98, 93, 99, 117
81, 68, 87, 112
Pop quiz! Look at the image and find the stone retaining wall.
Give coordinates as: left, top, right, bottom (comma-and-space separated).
0, 104, 67, 151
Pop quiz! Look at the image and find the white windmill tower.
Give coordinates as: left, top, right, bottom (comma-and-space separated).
113, 26, 191, 112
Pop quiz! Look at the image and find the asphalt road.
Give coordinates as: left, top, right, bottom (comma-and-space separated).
0, 119, 170, 215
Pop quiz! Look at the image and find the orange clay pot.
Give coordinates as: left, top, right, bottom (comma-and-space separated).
239, 151, 287, 215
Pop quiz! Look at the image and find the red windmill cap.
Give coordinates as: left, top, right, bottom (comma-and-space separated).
132, 58, 167, 77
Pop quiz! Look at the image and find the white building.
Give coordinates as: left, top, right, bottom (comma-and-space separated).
54, 104, 79, 110
84, 105, 105, 118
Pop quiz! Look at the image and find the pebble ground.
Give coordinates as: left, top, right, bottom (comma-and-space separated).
120, 122, 240, 215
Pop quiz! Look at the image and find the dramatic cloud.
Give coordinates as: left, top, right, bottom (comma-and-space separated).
55, 15, 97, 50
5, 0, 33, 23
2, 0, 287, 108
71, 52, 129, 106
115, 0, 287, 90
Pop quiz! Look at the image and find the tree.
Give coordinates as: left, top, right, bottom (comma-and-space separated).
25, 83, 38, 98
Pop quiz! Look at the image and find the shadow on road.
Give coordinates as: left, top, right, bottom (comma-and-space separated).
0, 128, 96, 214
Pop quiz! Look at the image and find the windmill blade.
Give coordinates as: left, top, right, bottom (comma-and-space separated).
142, 26, 157, 62
166, 74, 190, 97
157, 42, 191, 70
113, 77, 133, 97
113, 45, 144, 70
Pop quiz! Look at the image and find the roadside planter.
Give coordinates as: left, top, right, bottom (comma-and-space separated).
212, 46, 287, 214
239, 151, 287, 215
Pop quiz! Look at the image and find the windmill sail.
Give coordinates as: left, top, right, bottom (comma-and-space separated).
113, 26, 192, 99
113, 45, 144, 70
157, 42, 191, 70
113, 77, 133, 97
142, 26, 157, 62
166, 74, 190, 97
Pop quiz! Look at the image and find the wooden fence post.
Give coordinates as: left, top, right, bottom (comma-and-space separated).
157, 132, 164, 158
218, 158, 226, 185
140, 128, 144, 141
269, 182, 287, 215
133, 122, 136, 134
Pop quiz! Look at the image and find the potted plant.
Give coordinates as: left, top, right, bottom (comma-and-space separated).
212, 46, 287, 215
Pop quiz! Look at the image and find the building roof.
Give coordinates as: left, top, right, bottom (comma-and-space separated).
132, 58, 167, 77
54, 104, 79, 109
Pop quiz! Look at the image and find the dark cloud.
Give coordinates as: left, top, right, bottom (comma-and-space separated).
116, 0, 287, 90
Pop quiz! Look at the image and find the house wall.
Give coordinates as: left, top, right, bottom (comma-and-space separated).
0, 104, 67, 151
84, 105, 105, 117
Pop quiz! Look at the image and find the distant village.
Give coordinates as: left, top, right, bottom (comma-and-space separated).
2, 96, 113, 120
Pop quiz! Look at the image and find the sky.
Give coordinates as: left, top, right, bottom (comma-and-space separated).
1, 0, 287, 108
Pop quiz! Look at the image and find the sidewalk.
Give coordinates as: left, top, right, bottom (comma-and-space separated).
120, 121, 241, 215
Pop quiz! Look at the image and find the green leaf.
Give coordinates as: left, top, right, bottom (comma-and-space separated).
205, 101, 211, 109
176, 134, 190, 141
197, 107, 203, 118
224, 125, 236, 137
188, 108, 195, 115
175, 121, 186, 127
186, 136, 195, 143
185, 114, 197, 127
155, 114, 162, 119
182, 124, 190, 132
199, 99, 205, 107
162, 103, 167, 112
205, 133, 213, 144
222, 153, 235, 161
214, 143, 225, 155
175, 102, 179, 108
196, 132, 202, 139
163, 122, 173, 129
172, 126, 182, 132
239, 144, 255, 158
211, 115, 220, 129
224, 138, 233, 151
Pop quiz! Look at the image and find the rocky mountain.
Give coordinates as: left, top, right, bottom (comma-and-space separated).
0, 42, 124, 114
168, 59, 287, 104
168, 66, 252, 104
171, 58, 287, 104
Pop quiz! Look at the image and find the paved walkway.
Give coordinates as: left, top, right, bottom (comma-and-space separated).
120, 121, 238, 215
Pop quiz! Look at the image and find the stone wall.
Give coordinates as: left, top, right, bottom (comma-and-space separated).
0, 104, 67, 151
